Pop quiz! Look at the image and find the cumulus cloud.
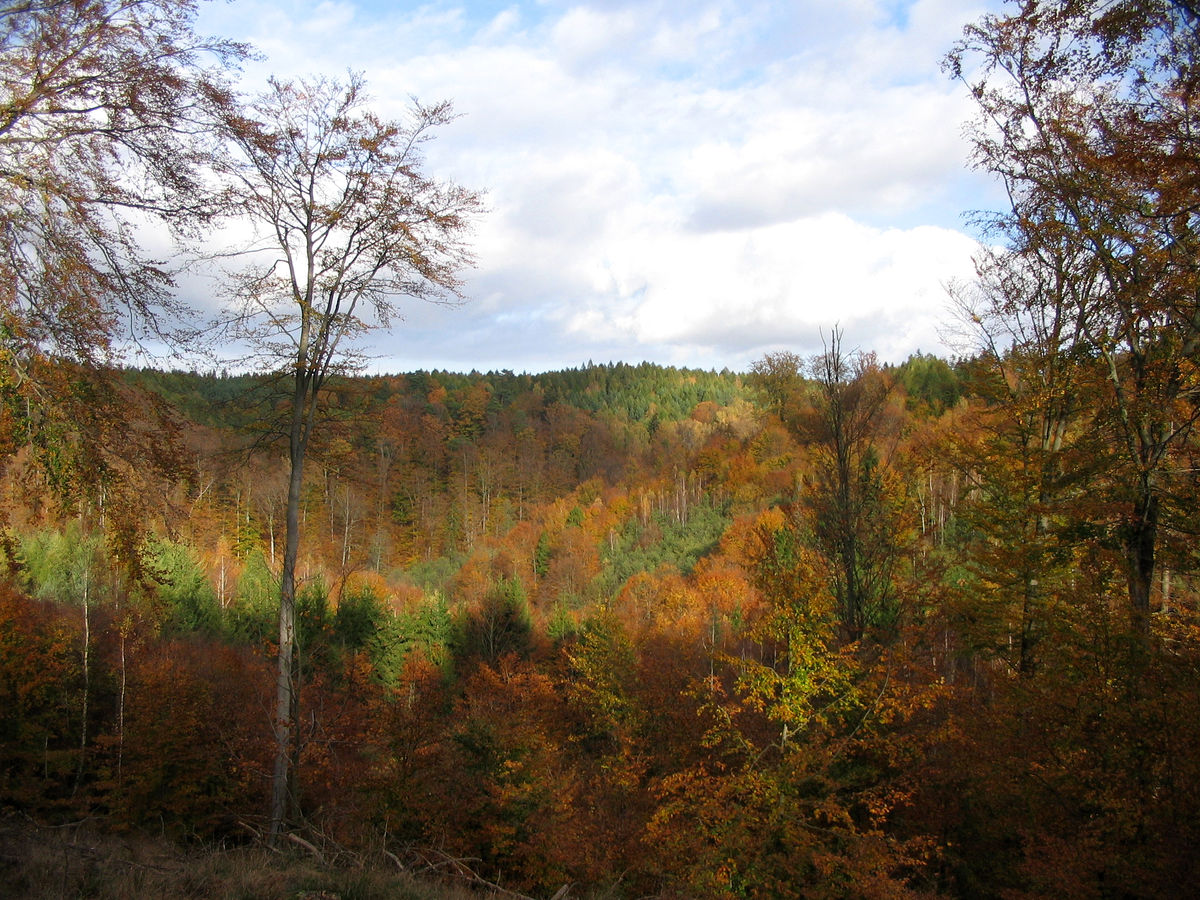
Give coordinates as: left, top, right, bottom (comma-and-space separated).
560, 213, 980, 363
193, 0, 1005, 372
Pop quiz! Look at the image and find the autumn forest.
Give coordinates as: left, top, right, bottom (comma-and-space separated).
3, 1, 1200, 898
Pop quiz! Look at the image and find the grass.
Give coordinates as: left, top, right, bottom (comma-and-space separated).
0, 814, 521, 900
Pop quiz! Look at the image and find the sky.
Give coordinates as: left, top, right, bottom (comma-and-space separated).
191, 0, 1008, 374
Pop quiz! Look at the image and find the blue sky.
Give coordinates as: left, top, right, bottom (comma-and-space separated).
193, 0, 1007, 373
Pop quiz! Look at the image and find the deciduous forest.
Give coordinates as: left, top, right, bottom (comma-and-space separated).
2, 1, 1199, 898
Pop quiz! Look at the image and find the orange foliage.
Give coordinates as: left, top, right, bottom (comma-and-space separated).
102, 639, 270, 835
0, 585, 82, 809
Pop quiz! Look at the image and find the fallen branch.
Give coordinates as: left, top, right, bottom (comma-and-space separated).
408, 845, 540, 900
285, 831, 326, 865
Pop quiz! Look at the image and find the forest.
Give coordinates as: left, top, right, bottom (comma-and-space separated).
2, 1, 1200, 898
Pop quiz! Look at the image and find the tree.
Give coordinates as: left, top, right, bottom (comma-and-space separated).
893, 351, 962, 416
0, 0, 241, 366
0, 0, 243, 556
802, 330, 904, 641
945, 233, 1101, 674
747, 350, 805, 433
948, 0, 1200, 629
216, 73, 480, 843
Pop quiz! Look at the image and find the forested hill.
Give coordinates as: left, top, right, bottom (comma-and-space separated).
5, 343, 1200, 898
124, 361, 747, 431
6, 0, 1200, 894
115, 355, 958, 573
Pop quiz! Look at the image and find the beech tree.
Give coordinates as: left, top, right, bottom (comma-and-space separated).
949, 0, 1200, 628
945, 232, 1102, 673
0, 0, 243, 553
0, 0, 241, 368
216, 73, 479, 843
747, 350, 805, 434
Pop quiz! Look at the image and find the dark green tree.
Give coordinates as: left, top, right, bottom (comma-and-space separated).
801, 330, 905, 641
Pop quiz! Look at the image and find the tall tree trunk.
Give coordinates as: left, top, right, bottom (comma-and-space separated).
72, 566, 90, 799
269, 385, 308, 845
1125, 489, 1159, 635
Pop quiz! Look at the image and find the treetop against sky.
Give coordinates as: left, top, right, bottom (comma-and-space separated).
188, 0, 1006, 374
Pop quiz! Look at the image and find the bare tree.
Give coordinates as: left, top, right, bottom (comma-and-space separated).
215, 73, 480, 843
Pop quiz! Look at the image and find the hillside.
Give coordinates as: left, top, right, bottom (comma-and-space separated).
2, 351, 1198, 898
5, 1, 1200, 896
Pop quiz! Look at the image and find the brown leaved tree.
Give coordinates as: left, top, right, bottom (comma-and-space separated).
0, 0, 243, 367
948, 0, 1200, 629
0, 0, 244, 557
215, 73, 480, 843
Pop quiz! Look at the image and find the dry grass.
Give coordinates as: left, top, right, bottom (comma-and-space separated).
0, 815, 519, 900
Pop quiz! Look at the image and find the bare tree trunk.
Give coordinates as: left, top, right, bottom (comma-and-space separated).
72, 565, 91, 799
117, 619, 126, 785
269, 389, 308, 845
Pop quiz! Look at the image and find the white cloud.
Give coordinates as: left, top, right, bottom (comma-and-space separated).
301, 1, 356, 35
561, 212, 979, 362
678, 81, 978, 231
191, 0, 1004, 372
551, 7, 639, 68
478, 7, 522, 42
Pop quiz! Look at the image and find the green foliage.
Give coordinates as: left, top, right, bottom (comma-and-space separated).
533, 531, 551, 579
132, 363, 746, 433
747, 350, 806, 428
597, 499, 731, 597
293, 578, 335, 672
334, 585, 386, 650
740, 516, 850, 734
892, 351, 962, 415
486, 361, 743, 424
148, 538, 221, 636
18, 524, 104, 607
454, 576, 533, 666
297, 578, 330, 634
566, 610, 642, 752
398, 555, 465, 595
546, 600, 576, 642
226, 548, 277, 644
369, 592, 454, 685
123, 368, 283, 429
